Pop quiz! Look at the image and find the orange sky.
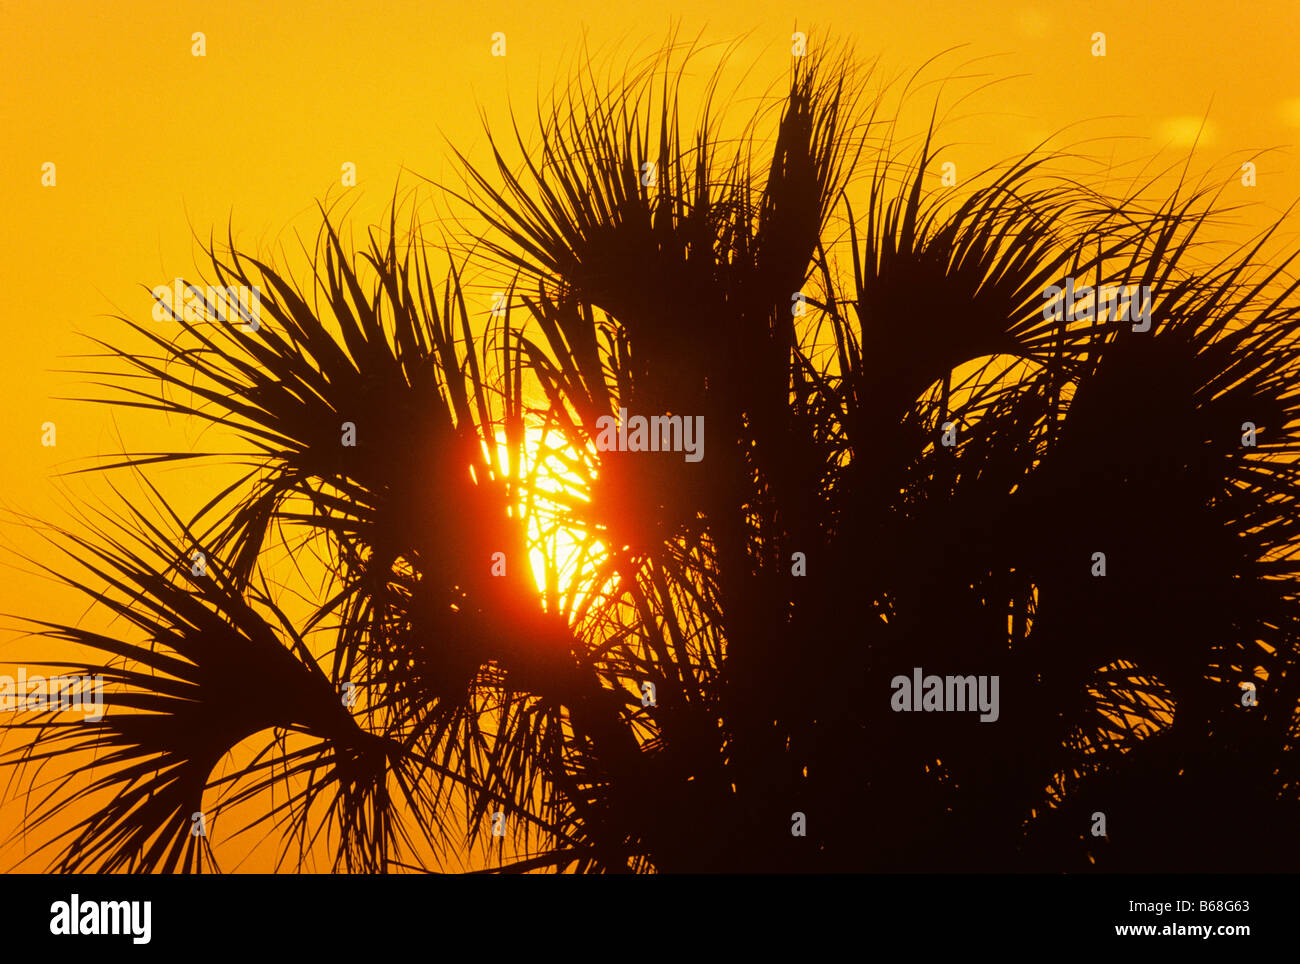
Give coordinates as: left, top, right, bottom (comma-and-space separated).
2, 0, 1299, 871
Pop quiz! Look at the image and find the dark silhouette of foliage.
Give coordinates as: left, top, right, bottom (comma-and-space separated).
6, 38, 1300, 872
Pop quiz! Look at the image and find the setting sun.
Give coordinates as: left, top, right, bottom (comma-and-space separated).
494, 424, 608, 612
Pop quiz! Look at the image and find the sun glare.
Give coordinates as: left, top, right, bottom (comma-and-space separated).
493, 425, 607, 612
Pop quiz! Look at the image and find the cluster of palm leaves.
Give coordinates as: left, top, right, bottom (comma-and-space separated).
7, 41, 1300, 872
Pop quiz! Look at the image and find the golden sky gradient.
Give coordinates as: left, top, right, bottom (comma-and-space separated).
1, 0, 1299, 871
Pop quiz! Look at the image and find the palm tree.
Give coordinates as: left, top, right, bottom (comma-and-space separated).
6, 38, 1300, 873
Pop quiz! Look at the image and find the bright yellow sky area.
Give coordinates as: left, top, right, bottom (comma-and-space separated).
1, 0, 1299, 871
